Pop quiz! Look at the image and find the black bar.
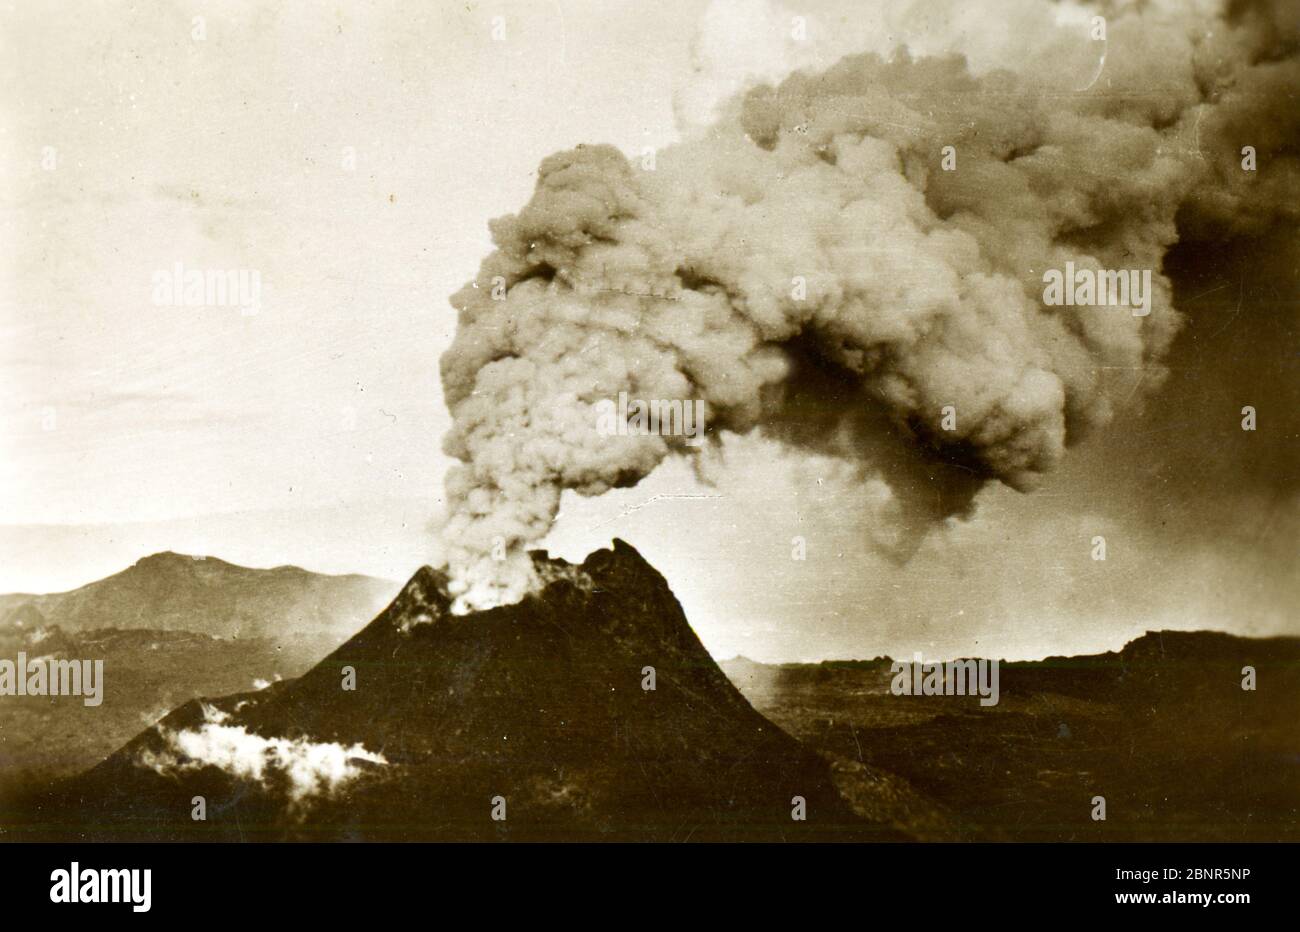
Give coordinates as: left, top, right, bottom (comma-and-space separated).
1, 842, 1288, 917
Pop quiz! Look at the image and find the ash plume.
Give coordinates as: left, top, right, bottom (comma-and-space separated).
436, 0, 1298, 613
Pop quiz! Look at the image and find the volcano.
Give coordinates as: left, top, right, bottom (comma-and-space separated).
13, 541, 893, 841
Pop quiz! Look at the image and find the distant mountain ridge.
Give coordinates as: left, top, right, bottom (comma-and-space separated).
722, 629, 1300, 841
725, 628, 1300, 672
0, 551, 397, 641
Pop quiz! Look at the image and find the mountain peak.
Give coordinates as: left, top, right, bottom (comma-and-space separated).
380, 565, 451, 632
129, 551, 237, 575
135, 550, 202, 565
583, 536, 657, 574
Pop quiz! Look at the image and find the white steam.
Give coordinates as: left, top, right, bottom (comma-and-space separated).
140, 705, 387, 805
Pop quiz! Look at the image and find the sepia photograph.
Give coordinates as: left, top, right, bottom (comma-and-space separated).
0, 0, 1296, 912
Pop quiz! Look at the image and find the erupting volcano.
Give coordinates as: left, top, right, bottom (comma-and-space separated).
15, 541, 899, 841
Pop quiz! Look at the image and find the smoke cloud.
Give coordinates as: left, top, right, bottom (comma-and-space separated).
436, 0, 1297, 612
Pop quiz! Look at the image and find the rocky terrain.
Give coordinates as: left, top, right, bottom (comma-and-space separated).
723, 631, 1300, 841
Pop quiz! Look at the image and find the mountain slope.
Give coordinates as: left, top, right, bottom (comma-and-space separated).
0, 552, 396, 641
0, 620, 332, 786
14, 541, 895, 841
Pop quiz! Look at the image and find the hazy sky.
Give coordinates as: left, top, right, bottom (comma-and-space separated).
2, 0, 1295, 661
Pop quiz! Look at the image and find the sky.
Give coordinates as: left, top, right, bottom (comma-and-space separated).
1, 0, 1295, 661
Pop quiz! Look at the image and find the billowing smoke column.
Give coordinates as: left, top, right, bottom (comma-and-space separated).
437, 0, 1298, 613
